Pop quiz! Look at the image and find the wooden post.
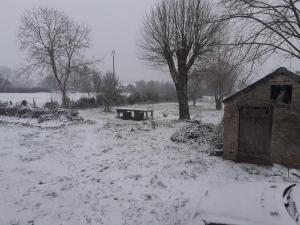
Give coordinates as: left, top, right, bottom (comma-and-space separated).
146, 112, 149, 120
33, 98, 36, 108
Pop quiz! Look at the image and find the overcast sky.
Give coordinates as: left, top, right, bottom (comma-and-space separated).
0, 0, 171, 84
0, 0, 299, 85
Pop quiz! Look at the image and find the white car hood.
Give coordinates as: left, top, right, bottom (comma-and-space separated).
192, 182, 297, 225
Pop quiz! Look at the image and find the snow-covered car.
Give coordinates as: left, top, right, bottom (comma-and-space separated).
189, 182, 300, 225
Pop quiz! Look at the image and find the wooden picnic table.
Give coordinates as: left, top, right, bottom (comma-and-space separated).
116, 108, 154, 120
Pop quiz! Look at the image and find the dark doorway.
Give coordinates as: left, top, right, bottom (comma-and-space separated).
238, 107, 272, 164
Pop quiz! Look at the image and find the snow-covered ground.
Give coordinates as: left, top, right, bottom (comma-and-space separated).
0, 97, 299, 225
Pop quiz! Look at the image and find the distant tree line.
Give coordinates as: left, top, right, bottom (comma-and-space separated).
67, 68, 123, 112
0, 86, 51, 93
0, 76, 11, 92
125, 80, 177, 104
0, 67, 51, 93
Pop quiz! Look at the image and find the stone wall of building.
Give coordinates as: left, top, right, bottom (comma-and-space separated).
223, 103, 239, 161
271, 106, 300, 168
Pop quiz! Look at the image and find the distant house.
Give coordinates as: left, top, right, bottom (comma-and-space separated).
223, 67, 300, 168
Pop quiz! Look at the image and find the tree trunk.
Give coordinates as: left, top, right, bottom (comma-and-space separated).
193, 97, 196, 107
104, 104, 111, 112
61, 89, 68, 108
103, 97, 111, 112
175, 78, 190, 120
215, 96, 222, 110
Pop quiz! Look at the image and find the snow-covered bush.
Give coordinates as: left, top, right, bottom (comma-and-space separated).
0, 105, 82, 123
71, 96, 97, 109
171, 121, 215, 145
210, 121, 224, 150
171, 120, 224, 152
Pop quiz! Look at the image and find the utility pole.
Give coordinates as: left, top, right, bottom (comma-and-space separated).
112, 50, 116, 77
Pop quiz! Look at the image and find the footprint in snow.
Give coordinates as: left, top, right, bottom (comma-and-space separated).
102, 147, 112, 153
99, 166, 109, 173
126, 174, 143, 181
44, 191, 58, 199
157, 181, 167, 189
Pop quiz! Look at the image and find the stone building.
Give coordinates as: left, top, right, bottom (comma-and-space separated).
223, 67, 300, 168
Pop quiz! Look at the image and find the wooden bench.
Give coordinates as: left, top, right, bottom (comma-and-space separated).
116, 108, 154, 120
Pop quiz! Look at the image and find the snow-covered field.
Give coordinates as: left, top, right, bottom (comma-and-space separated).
0, 95, 299, 225
0, 92, 89, 107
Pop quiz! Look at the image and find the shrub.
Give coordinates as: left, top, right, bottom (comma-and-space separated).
71, 97, 97, 109
21, 100, 28, 106
95, 95, 103, 106
44, 101, 59, 108
127, 93, 147, 105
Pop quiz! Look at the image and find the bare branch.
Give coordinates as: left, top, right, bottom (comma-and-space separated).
221, 0, 300, 61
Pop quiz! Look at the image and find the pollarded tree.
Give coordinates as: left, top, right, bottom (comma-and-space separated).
138, 0, 222, 120
18, 7, 91, 107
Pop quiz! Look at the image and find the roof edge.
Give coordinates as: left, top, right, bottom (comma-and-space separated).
223, 67, 300, 103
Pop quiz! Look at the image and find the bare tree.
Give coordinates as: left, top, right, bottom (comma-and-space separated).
17, 7, 91, 107
221, 0, 300, 61
187, 21, 248, 110
195, 43, 244, 110
210, 62, 239, 110
0, 66, 12, 92
188, 76, 203, 107
92, 70, 102, 94
0, 74, 10, 92
139, 0, 222, 120
71, 66, 94, 95
100, 72, 121, 112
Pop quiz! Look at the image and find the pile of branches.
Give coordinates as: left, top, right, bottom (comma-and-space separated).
171, 120, 224, 152
0, 105, 82, 123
